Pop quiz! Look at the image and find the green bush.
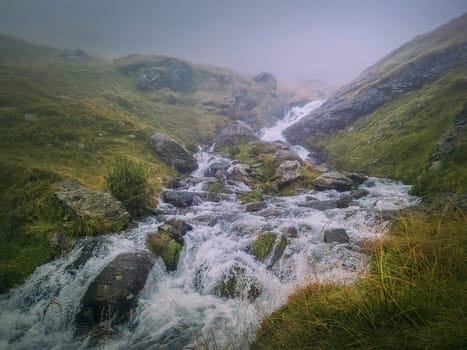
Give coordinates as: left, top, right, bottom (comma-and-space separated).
105, 158, 150, 217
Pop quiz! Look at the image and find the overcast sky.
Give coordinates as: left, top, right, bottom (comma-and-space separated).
0, 0, 466, 82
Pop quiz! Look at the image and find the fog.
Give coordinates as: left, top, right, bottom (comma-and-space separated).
0, 0, 466, 82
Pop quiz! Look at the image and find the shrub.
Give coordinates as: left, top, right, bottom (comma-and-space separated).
105, 158, 150, 217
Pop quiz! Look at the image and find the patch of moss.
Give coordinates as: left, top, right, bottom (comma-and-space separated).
147, 232, 182, 271
207, 180, 225, 201
238, 190, 264, 204
251, 232, 277, 261
216, 266, 261, 301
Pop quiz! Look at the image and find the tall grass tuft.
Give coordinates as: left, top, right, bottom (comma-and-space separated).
105, 158, 151, 217
252, 206, 467, 349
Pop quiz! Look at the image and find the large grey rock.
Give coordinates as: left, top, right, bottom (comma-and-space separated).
273, 160, 302, 189
214, 120, 257, 148
52, 179, 130, 230
162, 190, 201, 207
313, 172, 354, 192
162, 190, 218, 207
324, 229, 350, 243
228, 163, 253, 186
150, 133, 198, 174
75, 252, 154, 333
245, 201, 267, 212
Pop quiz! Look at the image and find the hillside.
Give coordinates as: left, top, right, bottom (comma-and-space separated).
284, 13, 467, 196
0, 34, 290, 291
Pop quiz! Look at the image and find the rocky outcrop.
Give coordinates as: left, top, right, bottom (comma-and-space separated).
214, 120, 257, 149
228, 164, 254, 186
150, 133, 198, 173
284, 16, 467, 150
272, 160, 302, 190
323, 229, 350, 244
52, 179, 130, 231
75, 252, 154, 334
119, 56, 196, 92
313, 172, 355, 192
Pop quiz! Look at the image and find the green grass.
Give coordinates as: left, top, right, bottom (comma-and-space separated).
320, 65, 467, 195
0, 34, 287, 292
222, 141, 321, 195
252, 208, 467, 349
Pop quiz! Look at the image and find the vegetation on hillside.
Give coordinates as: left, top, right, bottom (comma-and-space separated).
319, 65, 467, 196
0, 34, 288, 292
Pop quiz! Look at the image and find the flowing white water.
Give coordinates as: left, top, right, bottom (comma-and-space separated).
0, 104, 419, 349
259, 100, 324, 143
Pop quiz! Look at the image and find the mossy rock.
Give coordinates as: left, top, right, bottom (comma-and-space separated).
147, 233, 182, 271
251, 232, 277, 261
207, 180, 225, 202
239, 190, 264, 204
215, 266, 261, 301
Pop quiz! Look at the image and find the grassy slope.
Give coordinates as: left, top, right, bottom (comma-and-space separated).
252, 209, 467, 349
0, 35, 286, 292
319, 65, 467, 195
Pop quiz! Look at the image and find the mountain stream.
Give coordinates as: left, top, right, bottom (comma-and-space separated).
0, 102, 419, 349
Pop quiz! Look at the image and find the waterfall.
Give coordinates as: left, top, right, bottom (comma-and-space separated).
259, 100, 324, 143
0, 102, 419, 349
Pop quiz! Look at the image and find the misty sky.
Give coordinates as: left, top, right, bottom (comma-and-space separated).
0, 0, 466, 82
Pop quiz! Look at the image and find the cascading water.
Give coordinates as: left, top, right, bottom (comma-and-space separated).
259, 100, 324, 161
0, 101, 419, 349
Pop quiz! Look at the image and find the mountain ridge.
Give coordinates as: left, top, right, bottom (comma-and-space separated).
284, 12, 467, 195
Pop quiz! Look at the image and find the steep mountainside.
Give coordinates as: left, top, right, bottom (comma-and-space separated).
284, 13, 467, 195
0, 34, 289, 291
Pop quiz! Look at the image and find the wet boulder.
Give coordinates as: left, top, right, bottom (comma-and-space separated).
313, 172, 354, 192
272, 160, 302, 190
158, 218, 193, 244
351, 189, 370, 199
245, 201, 268, 212
66, 239, 103, 273
147, 233, 182, 271
147, 218, 193, 271
336, 195, 353, 208
323, 229, 350, 244
162, 190, 201, 207
150, 133, 198, 174
204, 161, 230, 179
214, 120, 257, 149
282, 226, 298, 238
342, 172, 368, 185
228, 163, 254, 186
52, 179, 130, 234
75, 252, 154, 334
251, 232, 288, 266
